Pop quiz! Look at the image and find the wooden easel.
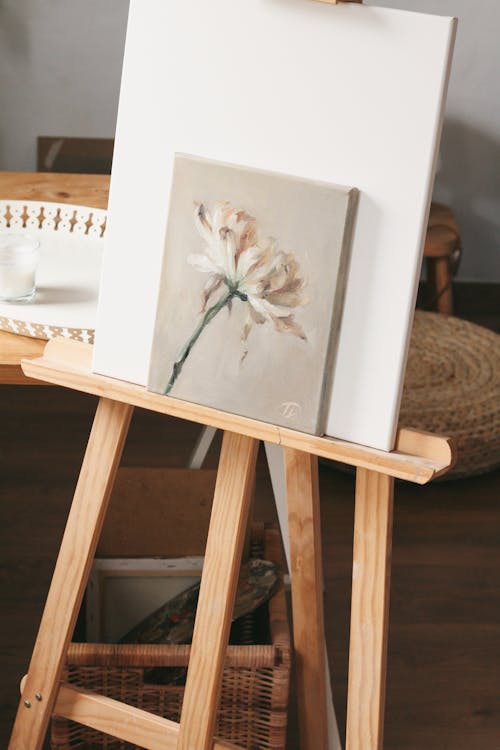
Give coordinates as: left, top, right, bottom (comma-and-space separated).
8, 338, 455, 750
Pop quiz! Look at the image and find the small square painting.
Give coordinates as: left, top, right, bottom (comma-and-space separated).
148, 154, 358, 434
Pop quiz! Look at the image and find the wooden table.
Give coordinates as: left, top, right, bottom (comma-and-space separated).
0, 172, 110, 383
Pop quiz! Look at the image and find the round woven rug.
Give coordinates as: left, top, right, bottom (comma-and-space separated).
399, 311, 500, 479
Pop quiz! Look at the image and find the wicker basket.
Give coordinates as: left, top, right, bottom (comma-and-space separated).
51, 525, 291, 750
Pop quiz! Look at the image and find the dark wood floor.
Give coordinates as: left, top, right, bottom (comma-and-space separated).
1, 287, 499, 749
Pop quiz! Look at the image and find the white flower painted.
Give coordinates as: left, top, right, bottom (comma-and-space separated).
164, 201, 307, 394
189, 202, 307, 344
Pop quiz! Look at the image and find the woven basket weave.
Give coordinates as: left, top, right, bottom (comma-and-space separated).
51, 526, 290, 750
400, 311, 500, 479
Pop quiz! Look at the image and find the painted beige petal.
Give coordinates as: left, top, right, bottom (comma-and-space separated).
218, 205, 258, 261
258, 260, 305, 301
238, 223, 258, 257
246, 294, 290, 322
245, 294, 272, 321
242, 252, 280, 288
255, 295, 303, 320
187, 253, 221, 274
219, 227, 237, 279
241, 319, 252, 345
212, 202, 226, 234
201, 274, 225, 311
265, 290, 305, 307
207, 230, 230, 272
241, 303, 266, 344
271, 313, 307, 340
237, 245, 265, 278
194, 203, 213, 245
273, 275, 304, 295
249, 302, 266, 325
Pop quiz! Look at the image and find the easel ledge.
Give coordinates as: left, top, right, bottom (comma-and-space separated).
22, 337, 455, 484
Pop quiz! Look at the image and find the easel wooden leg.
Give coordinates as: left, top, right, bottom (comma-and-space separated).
8, 398, 133, 750
285, 448, 329, 750
346, 469, 394, 750
265, 441, 342, 750
177, 430, 259, 750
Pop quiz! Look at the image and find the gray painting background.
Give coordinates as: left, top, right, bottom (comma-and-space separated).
148, 154, 357, 434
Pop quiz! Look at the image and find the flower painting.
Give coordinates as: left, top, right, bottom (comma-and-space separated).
148, 155, 358, 434
165, 202, 307, 394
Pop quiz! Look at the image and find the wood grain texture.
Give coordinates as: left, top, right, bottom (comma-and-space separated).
0, 171, 110, 209
21, 339, 455, 484
7, 398, 132, 750
177, 431, 259, 750
394, 427, 456, 478
0, 334, 45, 384
285, 449, 328, 750
432, 256, 454, 315
54, 684, 178, 750
345, 469, 394, 750
54, 685, 241, 750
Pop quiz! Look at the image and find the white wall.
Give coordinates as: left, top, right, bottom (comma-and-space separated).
367, 0, 500, 281
0, 0, 498, 281
0, 0, 129, 170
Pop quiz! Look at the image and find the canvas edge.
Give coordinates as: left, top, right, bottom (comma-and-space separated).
382, 15, 459, 454
323, 15, 458, 453
316, 187, 360, 436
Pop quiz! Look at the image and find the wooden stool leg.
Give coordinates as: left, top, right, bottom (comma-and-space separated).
177, 431, 258, 750
426, 256, 454, 315
285, 448, 328, 750
8, 398, 133, 750
346, 469, 394, 750
434, 256, 454, 314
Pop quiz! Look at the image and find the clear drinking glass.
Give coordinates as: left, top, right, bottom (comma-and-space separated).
0, 234, 40, 303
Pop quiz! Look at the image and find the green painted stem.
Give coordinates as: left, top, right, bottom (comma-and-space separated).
164, 290, 233, 395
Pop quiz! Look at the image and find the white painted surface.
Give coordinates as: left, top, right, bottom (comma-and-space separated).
94, 0, 455, 451
86, 557, 203, 642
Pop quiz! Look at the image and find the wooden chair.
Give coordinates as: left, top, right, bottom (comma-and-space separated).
37, 137, 114, 175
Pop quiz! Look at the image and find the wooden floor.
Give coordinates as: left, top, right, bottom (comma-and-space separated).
1, 293, 499, 749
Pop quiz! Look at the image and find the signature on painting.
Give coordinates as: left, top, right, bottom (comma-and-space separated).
280, 402, 302, 419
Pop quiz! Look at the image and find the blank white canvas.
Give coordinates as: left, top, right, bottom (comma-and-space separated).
93, 0, 456, 451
